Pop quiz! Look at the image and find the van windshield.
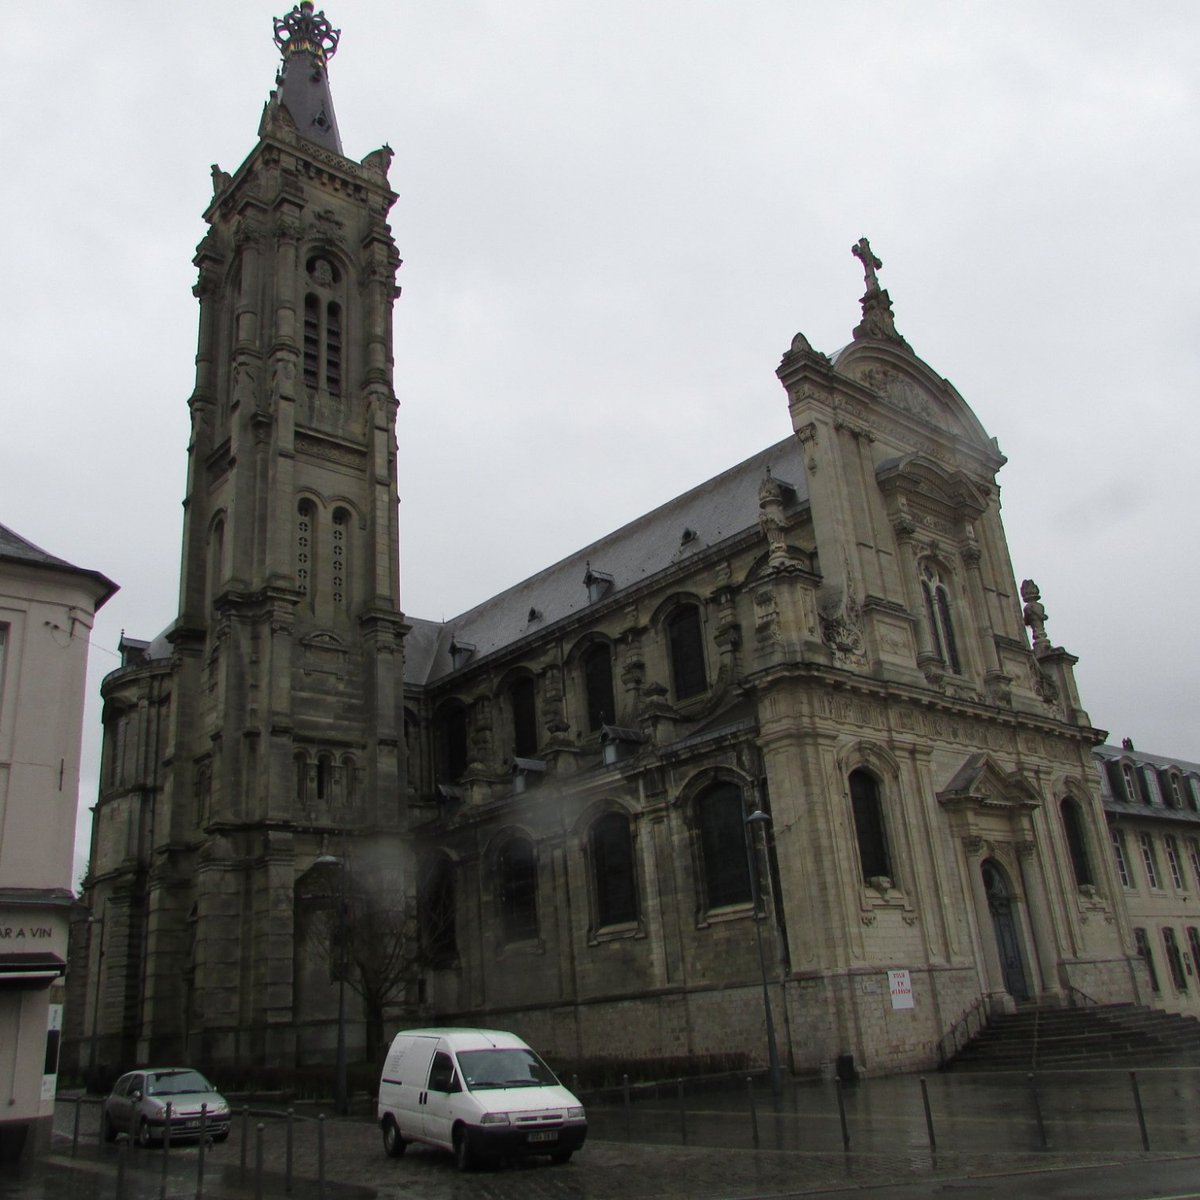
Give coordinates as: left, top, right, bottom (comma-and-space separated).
456, 1048, 558, 1090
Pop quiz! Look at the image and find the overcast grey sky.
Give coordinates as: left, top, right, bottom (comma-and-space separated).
3, 2, 1198, 882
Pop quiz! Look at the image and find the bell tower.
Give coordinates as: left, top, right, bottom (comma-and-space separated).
143, 2, 407, 1064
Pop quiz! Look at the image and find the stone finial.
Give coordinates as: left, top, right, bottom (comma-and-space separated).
273, 2, 340, 65
1121, 736, 1135, 750
1021, 578, 1050, 652
850, 236, 909, 349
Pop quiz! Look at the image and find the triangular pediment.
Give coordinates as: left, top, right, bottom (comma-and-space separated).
937, 753, 1042, 813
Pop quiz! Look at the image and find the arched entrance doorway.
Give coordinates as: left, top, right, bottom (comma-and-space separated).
982, 859, 1029, 1001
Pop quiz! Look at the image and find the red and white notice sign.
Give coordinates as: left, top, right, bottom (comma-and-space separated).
888, 969, 914, 1010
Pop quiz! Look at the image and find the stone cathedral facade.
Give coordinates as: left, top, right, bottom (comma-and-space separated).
69, 6, 1146, 1081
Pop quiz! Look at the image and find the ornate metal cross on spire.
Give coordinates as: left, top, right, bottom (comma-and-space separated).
852, 237, 883, 296
273, 2, 341, 65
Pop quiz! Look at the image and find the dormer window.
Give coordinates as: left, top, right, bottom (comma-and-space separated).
583, 564, 614, 604
449, 640, 475, 672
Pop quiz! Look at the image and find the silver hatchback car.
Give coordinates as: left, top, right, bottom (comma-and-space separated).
104, 1068, 232, 1146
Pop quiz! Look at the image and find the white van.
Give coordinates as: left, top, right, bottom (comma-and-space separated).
377, 1027, 587, 1170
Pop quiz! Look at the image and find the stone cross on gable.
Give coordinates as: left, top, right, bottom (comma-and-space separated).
852, 237, 882, 295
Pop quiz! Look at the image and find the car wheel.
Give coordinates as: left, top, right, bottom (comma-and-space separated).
453, 1127, 474, 1172
382, 1118, 406, 1158
550, 1150, 573, 1165
103, 1114, 118, 1143
137, 1118, 154, 1148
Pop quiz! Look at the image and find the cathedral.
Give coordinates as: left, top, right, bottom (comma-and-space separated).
68, 4, 1146, 1083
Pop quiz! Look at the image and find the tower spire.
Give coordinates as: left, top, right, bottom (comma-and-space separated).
271, 3, 343, 154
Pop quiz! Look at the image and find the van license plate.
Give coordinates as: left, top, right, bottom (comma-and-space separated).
527, 1131, 558, 1143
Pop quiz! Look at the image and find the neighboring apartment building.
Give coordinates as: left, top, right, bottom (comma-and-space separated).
1097, 742, 1200, 1018
70, 4, 1145, 1084
0, 524, 115, 1161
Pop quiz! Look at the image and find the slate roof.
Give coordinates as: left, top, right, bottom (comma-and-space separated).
1095, 743, 1200, 826
0, 522, 117, 608
405, 435, 809, 687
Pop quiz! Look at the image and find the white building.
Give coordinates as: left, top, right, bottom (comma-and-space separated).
0, 524, 115, 1162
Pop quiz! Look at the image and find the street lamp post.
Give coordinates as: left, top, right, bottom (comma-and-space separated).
744, 808, 783, 1099
86, 904, 106, 1080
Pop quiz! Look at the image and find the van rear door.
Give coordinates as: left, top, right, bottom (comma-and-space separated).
391, 1036, 439, 1143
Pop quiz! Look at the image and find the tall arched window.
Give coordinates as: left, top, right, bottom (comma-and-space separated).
497, 837, 538, 942
849, 769, 892, 883
331, 508, 350, 609
302, 256, 344, 395
420, 854, 457, 965
435, 702, 469, 781
296, 500, 316, 601
582, 642, 615, 732
294, 750, 308, 803
920, 562, 960, 674
316, 752, 333, 802
696, 782, 751, 909
1060, 797, 1093, 887
591, 812, 638, 927
667, 604, 707, 700
510, 676, 538, 757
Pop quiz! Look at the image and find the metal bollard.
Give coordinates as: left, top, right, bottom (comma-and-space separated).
1130, 1069, 1151, 1151
197, 1102, 208, 1199
255, 1122, 265, 1200
72, 1094, 81, 1156
318, 1114, 326, 1200
747, 1077, 759, 1150
286, 1106, 295, 1193
161, 1102, 172, 1198
240, 1104, 249, 1175
116, 1137, 129, 1199
835, 1077, 851, 1151
677, 1078, 687, 1145
919, 1076, 937, 1154
622, 1073, 631, 1139
1027, 1073, 1047, 1149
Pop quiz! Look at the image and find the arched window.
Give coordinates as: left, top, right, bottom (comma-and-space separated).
316, 753, 333, 802
591, 812, 637, 927
297, 500, 316, 601
497, 837, 538, 942
510, 676, 538, 757
582, 642, 615, 732
1060, 798, 1093, 887
849, 769, 892, 883
435, 702, 468, 781
920, 561, 960, 674
294, 750, 308, 803
331, 508, 350, 608
419, 854, 457, 965
302, 256, 344, 395
667, 604, 707, 700
696, 782, 751, 909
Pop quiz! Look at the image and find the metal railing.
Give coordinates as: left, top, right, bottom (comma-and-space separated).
936, 993, 989, 1066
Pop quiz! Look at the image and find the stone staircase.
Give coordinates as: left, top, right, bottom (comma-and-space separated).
945, 1003, 1200, 1071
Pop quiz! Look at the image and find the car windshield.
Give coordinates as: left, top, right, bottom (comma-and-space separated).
146, 1070, 212, 1096
456, 1048, 558, 1090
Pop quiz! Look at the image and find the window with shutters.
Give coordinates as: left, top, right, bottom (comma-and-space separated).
297, 500, 315, 601
919, 560, 961, 674
667, 604, 708, 700
1140, 833, 1162, 890
1122, 762, 1142, 804
1165, 835, 1186, 890
1111, 828, 1132, 888
331, 507, 349, 608
1134, 927, 1160, 993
